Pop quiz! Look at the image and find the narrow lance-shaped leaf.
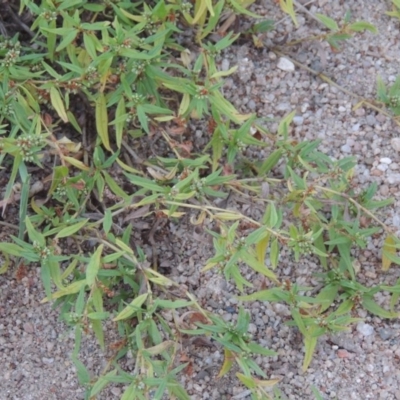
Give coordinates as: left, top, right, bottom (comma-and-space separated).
115, 96, 125, 148
113, 293, 148, 321
50, 86, 68, 122
302, 335, 317, 371
96, 93, 111, 150
218, 348, 234, 378
279, 0, 298, 27
315, 13, 339, 31
86, 245, 104, 286
270, 237, 279, 268
382, 234, 397, 271
55, 219, 89, 239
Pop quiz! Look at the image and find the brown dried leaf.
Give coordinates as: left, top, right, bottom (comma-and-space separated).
187, 311, 209, 324
191, 336, 215, 348
123, 205, 151, 222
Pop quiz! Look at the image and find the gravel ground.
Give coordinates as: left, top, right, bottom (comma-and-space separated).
2, 0, 400, 399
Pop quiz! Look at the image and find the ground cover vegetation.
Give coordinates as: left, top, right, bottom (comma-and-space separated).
1, 0, 400, 399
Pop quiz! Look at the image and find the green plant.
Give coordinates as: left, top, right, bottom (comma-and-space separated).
386, 0, 400, 20
376, 75, 400, 116
0, 1, 398, 400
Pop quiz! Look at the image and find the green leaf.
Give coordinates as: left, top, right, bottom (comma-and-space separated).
91, 319, 105, 349
278, 110, 296, 138
115, 97, 125, 148
303, 335, 317, 371
154, 299, 193, 309
56, 29, 78, 52
244, 253, 278, 282
238, 288, 284, 302
377, 75, 388, 102
236, 373, 256, 389
18, 173, 30, 241
67, 110, 82, 133
103, 209, 112, 234
121, 383, 142, 400
311, 385, 324, 400
125, 173, 165, 192
316, 14, 339, 31
83, 32, 98, 59
41, 262, 52, 299
316, 284, 338, 312
247, 342, 277, 357
96, 93, 111, 150
229, 0, 261, 19
362, 296, 399, 318
41, 280, 87, 303
72, 356, 91, 385
279, 0, 298, 27
25, 216, 45, 247
0, 243, 25, 257
218, 349, 235, 378
113, 293, 148, 321
259, 149, 283, 176
55, 219, 89, 239
87, 312, 110, 320
348, 21, 377, 33
291, 308, 307, 336
103, 171, 131, 201
86, 245, 104, 286
382, 234, 397, 271
254, 231, 270, 263
137, 104, 149, 133
90, 370, 117, 397
270, 237, 279, 268
252, 20, 275, 33
50, 87, 68, 122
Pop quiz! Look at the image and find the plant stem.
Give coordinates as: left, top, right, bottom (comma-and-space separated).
316, 185, 392, 233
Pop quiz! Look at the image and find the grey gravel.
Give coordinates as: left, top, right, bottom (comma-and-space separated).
378, 328, 394, 341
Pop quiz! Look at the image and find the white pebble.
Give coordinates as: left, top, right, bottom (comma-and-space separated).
221, 58, 230, 71
277, 57, 295, 72
293, 116, 304, 125
393, 214, 400, 228
380, 157, 392, 164
357, 322, 375, 337
391, 138, 400, 152
341, 144, 351, 153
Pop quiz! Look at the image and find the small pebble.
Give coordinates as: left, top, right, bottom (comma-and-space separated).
337, 349, 351, 358
387, 174, 400, 184
377, 164, 388, 172
221, 58, 230, 71
293, 116, 304, 125
111, 388, 121, 396
341, 144, 351, 153
366, 115, 376, 126
277, 57, 295, 72
356, 322, 375, 337
380, 185, 389, 196
391, 138, 400, 152
378, 327, 394, 341
355, 107, 365, 116
380, 157, 392, 164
